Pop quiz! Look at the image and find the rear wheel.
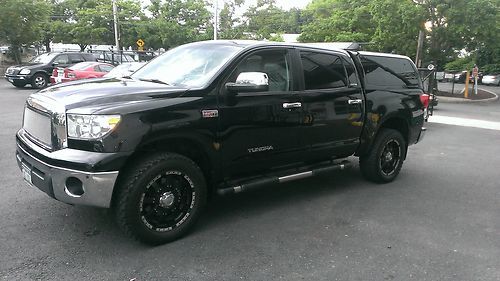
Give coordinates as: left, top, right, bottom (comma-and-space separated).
114, 153, 207, 245
360, 129, 406, 183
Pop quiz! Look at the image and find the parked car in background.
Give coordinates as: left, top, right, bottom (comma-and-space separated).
96, 53, 135, 65
454, 71, 468, 83
481, 74, 499, 86
50, 62, 114, 84
435, 71, 445, 81
0, 46, 10, 54
103, 62, 145, 78
443, 73, 454, 82
4, 52, 97, 89
469, 72, 483, 84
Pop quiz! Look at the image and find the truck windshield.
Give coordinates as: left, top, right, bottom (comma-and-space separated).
132, 43, 243, 88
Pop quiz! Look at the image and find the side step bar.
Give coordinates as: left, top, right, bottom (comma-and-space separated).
217, 160, 351, 196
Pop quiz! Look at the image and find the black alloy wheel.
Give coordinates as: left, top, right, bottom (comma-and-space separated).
360, 128, 406, 183
114, 153, 207, 245
140, 171, 195, 232
379, 139, 401, 177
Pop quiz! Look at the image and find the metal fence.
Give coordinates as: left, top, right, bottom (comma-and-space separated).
87, 50, 163, 65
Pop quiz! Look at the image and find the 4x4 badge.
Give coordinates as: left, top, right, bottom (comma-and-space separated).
201, 110, 219, 118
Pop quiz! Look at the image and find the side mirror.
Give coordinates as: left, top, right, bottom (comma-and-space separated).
225, 72, 269, 93
52, 62, 59, 67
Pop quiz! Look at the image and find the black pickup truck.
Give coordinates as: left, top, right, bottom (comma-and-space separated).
16, 41, 426, 244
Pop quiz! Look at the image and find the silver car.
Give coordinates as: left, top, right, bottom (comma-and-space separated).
482, 74, 500, 86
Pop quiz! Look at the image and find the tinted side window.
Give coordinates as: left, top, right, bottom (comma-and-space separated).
82, 54, 96, 61
300, 51, 347, 90
69, 53, 84, 63
231, 50, 292, 92
53, 54, 69, 64
361, 55, 421, 89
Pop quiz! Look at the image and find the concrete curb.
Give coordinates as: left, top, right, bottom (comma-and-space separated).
437, 89, 499, 103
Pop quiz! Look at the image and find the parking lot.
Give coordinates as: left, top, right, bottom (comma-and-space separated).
0, 80, 499, 280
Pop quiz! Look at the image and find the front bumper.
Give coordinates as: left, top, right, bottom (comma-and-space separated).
5, 74, 31, 84
16, 136, 120, 208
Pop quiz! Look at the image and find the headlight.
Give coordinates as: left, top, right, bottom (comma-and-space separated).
19, 69, 31, 75
67, 114, 121, 140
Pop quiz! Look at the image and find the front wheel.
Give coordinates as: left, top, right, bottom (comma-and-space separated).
359, 129, 406, 183
31, 73, 48, 89
114, 153, 207, 245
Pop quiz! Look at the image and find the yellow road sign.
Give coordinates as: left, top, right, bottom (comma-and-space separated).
136, 39, 145, 47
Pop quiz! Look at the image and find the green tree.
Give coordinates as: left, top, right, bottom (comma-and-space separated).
369, 0, 424, 57
299, 0, 375, 43
243, 0, 302, 40
130, 0, 212, 50
416, 0, 500, 68
0, 0, 51, 62
218, 0, 245, 39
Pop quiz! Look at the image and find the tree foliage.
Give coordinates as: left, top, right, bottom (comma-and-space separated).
0, 0, 51, 62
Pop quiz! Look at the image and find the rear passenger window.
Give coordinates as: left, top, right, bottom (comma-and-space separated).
69, 54, 84, 63
300, 52, 347, 90
361, 55, 421, 89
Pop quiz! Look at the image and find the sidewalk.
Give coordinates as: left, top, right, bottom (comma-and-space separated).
436, 83, 498, 103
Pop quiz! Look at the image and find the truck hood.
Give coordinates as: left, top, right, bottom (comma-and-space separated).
32, 77, 189, 112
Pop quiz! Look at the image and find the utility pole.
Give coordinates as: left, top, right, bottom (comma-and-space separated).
415, 29, 425, 67
213, 0, 218, 40
112, 0, 120, 51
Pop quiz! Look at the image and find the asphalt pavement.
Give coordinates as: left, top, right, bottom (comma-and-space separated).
0, 80, 499, 281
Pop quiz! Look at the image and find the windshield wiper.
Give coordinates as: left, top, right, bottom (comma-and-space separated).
137, 78, 170, 85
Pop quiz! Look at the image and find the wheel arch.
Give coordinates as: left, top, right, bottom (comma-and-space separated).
112, 135, 218, 206
357, 115, 410, 157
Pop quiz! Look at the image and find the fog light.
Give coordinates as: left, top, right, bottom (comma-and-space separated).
65, 177, 84, 197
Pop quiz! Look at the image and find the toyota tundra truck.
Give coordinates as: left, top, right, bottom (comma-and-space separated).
16, 41, 426, 244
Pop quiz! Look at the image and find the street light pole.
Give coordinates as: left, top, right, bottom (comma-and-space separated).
112, 0, 120, 51
213, 0, 218, 40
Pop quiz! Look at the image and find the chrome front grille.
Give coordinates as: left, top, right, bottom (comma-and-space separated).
23, 107, 53, 148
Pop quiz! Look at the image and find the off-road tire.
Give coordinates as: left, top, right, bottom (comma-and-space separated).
114, 153, 207, 245
359, 129, 406, 183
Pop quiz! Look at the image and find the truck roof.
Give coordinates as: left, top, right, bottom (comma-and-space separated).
189, 40, 413, 61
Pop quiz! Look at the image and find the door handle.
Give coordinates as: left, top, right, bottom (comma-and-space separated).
282, 102, 302, 109
348, 99, 362, 105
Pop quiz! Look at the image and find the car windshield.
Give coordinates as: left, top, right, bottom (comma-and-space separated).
30, 53, 58, 64
132, 43, 243, 88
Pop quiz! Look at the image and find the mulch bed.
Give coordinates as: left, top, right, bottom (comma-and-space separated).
435, 88, 495, 100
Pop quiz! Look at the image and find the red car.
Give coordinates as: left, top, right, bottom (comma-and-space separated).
50, 62, 114, 84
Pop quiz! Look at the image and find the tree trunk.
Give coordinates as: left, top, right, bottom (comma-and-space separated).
79, 44, 88, 51
44, 39, 51, 52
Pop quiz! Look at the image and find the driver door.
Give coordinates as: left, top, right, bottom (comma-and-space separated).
217, 48, 305, 178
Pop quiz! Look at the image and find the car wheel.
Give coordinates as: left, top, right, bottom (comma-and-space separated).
114, 153, 207, 245
359, 129, 406, 183
31, 73, 48, 89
